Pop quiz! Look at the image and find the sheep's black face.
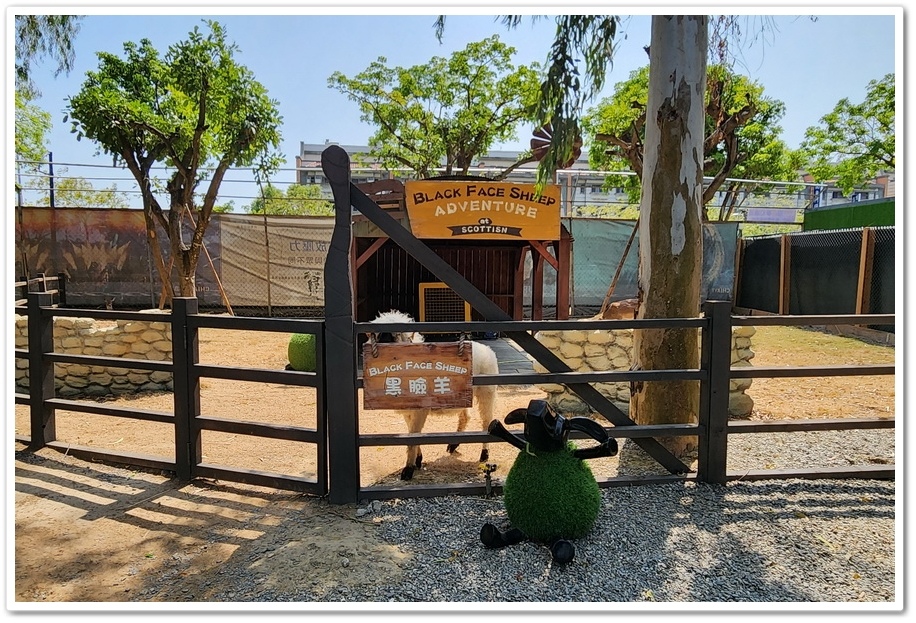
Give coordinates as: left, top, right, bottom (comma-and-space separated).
375, 332, 397, 344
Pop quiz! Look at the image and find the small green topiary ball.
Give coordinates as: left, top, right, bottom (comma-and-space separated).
502, 442, 601, 543
288, 333, 317, 372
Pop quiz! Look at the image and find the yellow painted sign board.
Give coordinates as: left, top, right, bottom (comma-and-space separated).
404, 180, 561, 240
362, 342, 473, 410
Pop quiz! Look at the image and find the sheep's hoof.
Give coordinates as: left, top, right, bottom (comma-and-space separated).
446, 444, 459, 454
550, 539, 575, 564
479, 448, 489, 462
400, 465, 415, 480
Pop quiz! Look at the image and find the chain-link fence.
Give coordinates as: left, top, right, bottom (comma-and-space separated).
736, 226, 894, 332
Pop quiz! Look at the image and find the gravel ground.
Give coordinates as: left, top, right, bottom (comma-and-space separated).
203, 429, 898, 607
14, 428, 897, 611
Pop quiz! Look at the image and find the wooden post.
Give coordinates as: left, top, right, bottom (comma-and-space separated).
27, 291, 56, 447
56, 272, 67, 307
555, 227, 572, 320
856, 227, 876, 315
322, 145, 361, 505
731, 237, 744, 307
778, 234, 791, 315
697, 300, 732, 485
171, 297, 201, 481
531, 247, 544, 321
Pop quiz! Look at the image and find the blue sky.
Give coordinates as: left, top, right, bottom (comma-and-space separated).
10, 4, 901, 206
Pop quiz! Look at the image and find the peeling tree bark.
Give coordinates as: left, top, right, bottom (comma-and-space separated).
631, 15, 707, 457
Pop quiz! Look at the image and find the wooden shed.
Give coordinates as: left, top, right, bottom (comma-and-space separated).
352, 178, 571, 325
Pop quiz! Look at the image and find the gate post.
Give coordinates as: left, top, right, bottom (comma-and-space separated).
322, 145, 360, 504
697, 300, 732, 484
171, 297, 201, 481
27, 291, 56, 447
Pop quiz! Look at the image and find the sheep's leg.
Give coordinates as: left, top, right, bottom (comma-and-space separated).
476, 386, 497, 463
446, 408, 470, 454
401, 411, 428, 480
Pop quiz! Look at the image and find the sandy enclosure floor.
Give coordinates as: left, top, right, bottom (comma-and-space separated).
13, 323, 896, 603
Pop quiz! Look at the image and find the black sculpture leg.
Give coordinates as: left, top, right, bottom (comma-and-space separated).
549, 538, 575, 564
480, 523, 526, 549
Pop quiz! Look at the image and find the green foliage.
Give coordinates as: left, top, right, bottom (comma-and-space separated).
14, 89, 51, 166
801, 73, 895, 196
246, 184, 333, 216
66, 20, 284, 299
739, 223, 800, 237
518, 16, 618, 187
574, 203, 640, 220
328, 35, 541, 178
29, 173, 130, 209
582, 63, 800, 213
502, 442, 602, 542
287, 333, 317, 372
15, 15, 83, 94
14, 14, 81, 189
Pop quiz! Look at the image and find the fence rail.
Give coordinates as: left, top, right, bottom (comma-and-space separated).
14, 290, 896, 503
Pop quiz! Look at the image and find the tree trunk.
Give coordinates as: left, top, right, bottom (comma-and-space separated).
142, 208, 174, 308
630, 15, 707, 458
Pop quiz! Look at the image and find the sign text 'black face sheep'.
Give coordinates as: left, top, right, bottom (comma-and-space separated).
481, 399, 618, 564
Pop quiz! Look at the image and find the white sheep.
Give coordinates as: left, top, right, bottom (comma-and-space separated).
369, 310, 498, 480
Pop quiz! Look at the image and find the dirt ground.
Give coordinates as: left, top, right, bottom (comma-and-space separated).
12, 324, 896, 604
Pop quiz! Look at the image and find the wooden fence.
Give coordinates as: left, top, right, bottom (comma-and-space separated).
14, 293, 895, 504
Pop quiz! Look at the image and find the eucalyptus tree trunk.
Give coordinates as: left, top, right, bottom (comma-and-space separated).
630, 15, 707, 457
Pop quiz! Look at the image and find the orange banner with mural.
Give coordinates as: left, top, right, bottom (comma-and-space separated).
404, 180, 561, 240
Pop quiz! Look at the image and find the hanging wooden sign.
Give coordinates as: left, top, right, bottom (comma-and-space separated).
362, 341, 473, 410
404, 180, 561, 240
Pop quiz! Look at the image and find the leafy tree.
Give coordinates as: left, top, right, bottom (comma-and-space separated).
29, 173, 130, 209
66, 20, 283, 302
801, 73, 895, 195
328, 35, 542, 179
583, 63, 802, 220
246, 184, 333, 216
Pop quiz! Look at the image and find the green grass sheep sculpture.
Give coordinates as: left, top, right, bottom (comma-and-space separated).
482, 399, 618, 564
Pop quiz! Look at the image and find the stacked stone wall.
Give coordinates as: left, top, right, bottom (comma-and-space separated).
15, 311, 174, 397
533, 324, 756, 418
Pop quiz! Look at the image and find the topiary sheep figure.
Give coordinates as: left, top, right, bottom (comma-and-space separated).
482, 399, 618, 564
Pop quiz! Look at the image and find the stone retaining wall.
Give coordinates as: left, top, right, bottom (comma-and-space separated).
15, 311, 174, 397
533, 324, 756, 418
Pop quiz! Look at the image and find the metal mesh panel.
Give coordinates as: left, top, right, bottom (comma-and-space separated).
736, 236, 782, 313
419, 283, 472, 322
789, 228, 862, 315
870, 226, 895, 332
